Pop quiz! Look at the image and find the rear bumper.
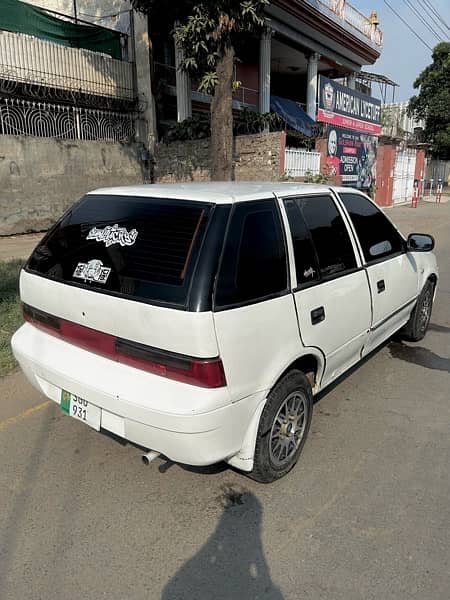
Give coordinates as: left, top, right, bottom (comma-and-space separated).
12, 323, 263, 467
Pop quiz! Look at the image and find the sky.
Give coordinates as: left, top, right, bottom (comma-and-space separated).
354, 0, 450, 102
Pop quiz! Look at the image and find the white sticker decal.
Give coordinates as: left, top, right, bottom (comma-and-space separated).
73, 259, 111, 284
303, 267, 316, 279
86, 224, 138, 247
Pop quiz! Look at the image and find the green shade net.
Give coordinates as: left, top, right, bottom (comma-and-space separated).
0, 0, 122, 59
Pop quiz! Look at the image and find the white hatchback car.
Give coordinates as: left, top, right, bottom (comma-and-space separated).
12, 183, 438, 482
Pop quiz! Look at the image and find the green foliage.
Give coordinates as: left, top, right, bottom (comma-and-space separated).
166, 109, 285, 141
175, 2, 268, 93
234, 108, 283, 135
166, 113, 211, 141
0, 259, 23, 376
303, 170, 329, 184
408, 42, 450, 159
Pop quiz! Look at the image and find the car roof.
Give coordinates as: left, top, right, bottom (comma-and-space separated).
87, 182, 359, 204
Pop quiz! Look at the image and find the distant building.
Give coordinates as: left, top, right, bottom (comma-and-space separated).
382, 102, 425, 141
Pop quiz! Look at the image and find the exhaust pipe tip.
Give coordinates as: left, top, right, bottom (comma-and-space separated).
142, 450, 160, 465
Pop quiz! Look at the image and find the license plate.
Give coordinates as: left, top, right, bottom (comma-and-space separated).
60, 390, 101, 431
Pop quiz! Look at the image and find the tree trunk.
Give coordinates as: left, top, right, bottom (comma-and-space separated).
211, 45, 235, 181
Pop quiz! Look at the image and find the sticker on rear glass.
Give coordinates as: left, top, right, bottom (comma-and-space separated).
86, 224, 138, 247
73, 259, 111, 284
303, 267, 316, 279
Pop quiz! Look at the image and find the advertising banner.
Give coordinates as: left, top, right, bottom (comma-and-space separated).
326, 127, 377, 189
318, 76, 382, 135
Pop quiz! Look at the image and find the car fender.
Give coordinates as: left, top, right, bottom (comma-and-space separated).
411, 251, 439, 295
226, 347, 325, 472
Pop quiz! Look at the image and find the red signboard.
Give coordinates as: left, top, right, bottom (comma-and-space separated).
317, 108, 382, 135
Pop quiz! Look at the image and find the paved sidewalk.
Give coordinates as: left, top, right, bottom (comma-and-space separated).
0, 233, 44, 262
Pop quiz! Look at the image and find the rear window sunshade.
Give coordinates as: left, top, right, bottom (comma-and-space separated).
27, 195, 212, 306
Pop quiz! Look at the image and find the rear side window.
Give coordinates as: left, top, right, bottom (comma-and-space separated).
27, 195, 212, 306
283, 198, 319, 286
215, 200, 287, 308
339, 193, 404, 262
297, 195, 357, 277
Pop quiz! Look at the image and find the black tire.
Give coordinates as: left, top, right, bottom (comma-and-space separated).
250, 370, 313, 483
401, 280, 434, 342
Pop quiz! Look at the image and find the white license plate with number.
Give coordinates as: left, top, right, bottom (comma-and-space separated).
60, 390, 101, 431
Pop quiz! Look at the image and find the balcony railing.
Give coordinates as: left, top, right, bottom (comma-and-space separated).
154, 62, 259, 108
303, 0, 383, 47
0, 30, 135, 101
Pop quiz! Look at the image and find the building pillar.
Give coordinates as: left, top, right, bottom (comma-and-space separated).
131, 11, 157, 174
347, 72, 356, 89
174, 26, 192, 122
259, 28, 272, 115
306, 52, 320, 121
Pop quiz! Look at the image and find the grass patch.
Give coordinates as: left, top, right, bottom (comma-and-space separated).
0, 259, 24, 377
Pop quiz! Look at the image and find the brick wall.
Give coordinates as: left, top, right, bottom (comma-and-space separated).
375, 142, 396, 207
154, 132, 284, 183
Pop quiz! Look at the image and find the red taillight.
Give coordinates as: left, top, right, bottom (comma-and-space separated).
22, 303, 226, 388
116, 350, 226, 388
60, 320, 116, 358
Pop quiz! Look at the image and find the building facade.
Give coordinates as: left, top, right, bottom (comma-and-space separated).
154, 0, 383, 128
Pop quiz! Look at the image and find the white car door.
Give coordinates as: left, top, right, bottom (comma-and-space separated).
336, 192, 419, 355
213, 199, 302, 403
280, 194, 372, 389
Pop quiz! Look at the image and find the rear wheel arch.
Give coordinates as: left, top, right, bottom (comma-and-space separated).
226, 351, 323, 473
271, 351, 325, 393
250, 369, 313, 482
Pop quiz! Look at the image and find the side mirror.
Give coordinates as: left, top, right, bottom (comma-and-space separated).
406, 233, 435, 252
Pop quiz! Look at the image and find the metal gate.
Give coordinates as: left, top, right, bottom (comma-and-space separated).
392, 149, 416, 204
285, 148, 321, 177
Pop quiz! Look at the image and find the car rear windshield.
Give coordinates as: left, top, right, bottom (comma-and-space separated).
27, 195, 212, 306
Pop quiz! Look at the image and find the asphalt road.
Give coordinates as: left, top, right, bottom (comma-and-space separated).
1, 200, 449, 600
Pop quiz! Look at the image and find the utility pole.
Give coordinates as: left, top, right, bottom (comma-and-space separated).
73, 0, 78, 23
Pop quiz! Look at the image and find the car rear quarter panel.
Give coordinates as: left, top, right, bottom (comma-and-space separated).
213, 294, 323, 403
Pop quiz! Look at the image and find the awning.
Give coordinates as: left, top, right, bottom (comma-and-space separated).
270, 95, 316, 137
0, 0, 122, 59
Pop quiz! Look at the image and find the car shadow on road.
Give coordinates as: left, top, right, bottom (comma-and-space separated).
389, 341, 450, 373
161, 486, 285, 600
313, 329, 450, 407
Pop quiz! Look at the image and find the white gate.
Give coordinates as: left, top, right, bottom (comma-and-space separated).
392, 149, 416, 204
285, 148, 321, 177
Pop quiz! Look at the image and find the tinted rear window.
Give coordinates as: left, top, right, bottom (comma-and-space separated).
27, 195, 212, 306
